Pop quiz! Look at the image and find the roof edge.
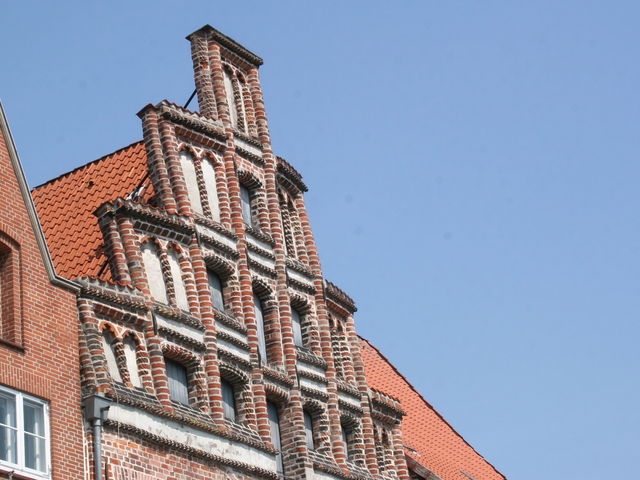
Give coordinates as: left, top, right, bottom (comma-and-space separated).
186, 25, 264, 67
0, 101, 80, 293
360, 335, 507, 480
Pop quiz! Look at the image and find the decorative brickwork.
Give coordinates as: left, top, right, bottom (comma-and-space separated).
29, 25, 505, 480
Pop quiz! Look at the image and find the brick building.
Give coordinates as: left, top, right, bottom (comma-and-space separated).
30, 26, 506, 480
0, 103, 83, 480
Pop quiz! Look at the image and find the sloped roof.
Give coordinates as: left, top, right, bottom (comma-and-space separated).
360, 337, 506, 480
32, 141, 148, 280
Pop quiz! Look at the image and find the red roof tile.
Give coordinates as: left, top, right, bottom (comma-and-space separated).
32, 141, 149, 280
360, 337, 506, 480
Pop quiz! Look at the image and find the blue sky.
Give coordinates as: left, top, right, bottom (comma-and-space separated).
2, 2, 639, 479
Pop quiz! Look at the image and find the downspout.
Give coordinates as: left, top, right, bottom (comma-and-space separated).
82, 395, 112, 480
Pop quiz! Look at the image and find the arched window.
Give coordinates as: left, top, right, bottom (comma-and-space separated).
141, 242, 167, 304
167, 249, 189, 312
101, 330, 122, 383
223, 68, 238, 128
253, 294, 268, 364
207, 270, 224, 312
291, 308, 304, 347
179, 150, 203, 215
221, 380, 236, 422
122, 335, 142, 388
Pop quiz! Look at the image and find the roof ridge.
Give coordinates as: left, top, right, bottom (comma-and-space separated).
32, 140, 144, 191
359, 335, 507, 480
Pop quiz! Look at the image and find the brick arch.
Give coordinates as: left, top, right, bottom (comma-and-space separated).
219, 362, 249, 386
252, 276, 276, 308
203, 252, 236, 280
161, 342, 208, 410
264, 383, 290, 405
236, 168, 263, 190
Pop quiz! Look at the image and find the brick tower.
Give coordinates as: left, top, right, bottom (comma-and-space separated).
32, 26, 506, 480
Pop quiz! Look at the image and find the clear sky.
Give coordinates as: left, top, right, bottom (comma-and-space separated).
2, 2, 639, 479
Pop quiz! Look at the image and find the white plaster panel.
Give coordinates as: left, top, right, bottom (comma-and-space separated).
299, 376, 327, 393
141, 244, 167, 304
179, 151, 203, 214
201, 158, 221, 222
156, 314, 204, 343
234, 137, 262, 158
286, 267, 314, 287
338, 391, 361, 409
246, 233, 273, 252
107, 403, 277, 472
247, 250, 276, 271
216, 322, 247, 343
217, 340, 251, 361
297, 360, 326, 378
167, 250, 189, 311
196, 224, 237, 250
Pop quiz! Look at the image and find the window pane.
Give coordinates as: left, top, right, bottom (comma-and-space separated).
207, 270, 224, 311
240, 185, 253, 226
23, 401, 44, 436
253, 294, 268, 364
166, 359, 190, 405
267, 402, 283, 477
24, 434, 46, 472
291, 309, 303, 347
221, 381, 236, 422
0, 426, 16, 464
342, 427, 351, 459
0, 392, 16, 427
303, 411, 314, 450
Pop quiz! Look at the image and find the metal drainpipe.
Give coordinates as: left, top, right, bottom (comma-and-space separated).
82, 395, 112, 480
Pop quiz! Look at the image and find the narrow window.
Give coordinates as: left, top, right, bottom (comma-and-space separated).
267, 402, 284, 478
207, 270, 224, 312
291, 308, 304, 347
221, 380, 236, 422
341, 424, 353, 461
253, 294, 268, 364
179, 150, 203, 215
201, 158, 220, 222
223, 68, 238, 128
100, 330, 122, 383
165, 359, 189, 405
141, 242, 167, 304
0, 387, 49, 476
122, 336, 142, 388
167, 250, 189, 312
303, 410, 315, 450
240, 185, 253, 226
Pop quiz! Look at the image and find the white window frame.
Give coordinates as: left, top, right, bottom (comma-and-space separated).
0, 385, 51, 479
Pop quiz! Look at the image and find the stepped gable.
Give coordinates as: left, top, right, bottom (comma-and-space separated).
360, 337, 506, 480
32, 141, 149, 280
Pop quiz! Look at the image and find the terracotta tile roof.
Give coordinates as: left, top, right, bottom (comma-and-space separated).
360, 337, 506, 480
32, 141, 149, 280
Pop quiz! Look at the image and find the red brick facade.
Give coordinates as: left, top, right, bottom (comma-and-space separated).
0, 104, 83, 480
30, 26, 505, 480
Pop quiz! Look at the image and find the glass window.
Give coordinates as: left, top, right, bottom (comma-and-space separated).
165, 359, 189, 405
253, 294, 268, 364
240, 185, 253, 226
221, 380, 236, 422
291, 308, 303, 347
341, 425, 352, 460
267, 402, 284, 478
0, 387, 49, 476
303, 410, 314, 450
207, 270, 224, 312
